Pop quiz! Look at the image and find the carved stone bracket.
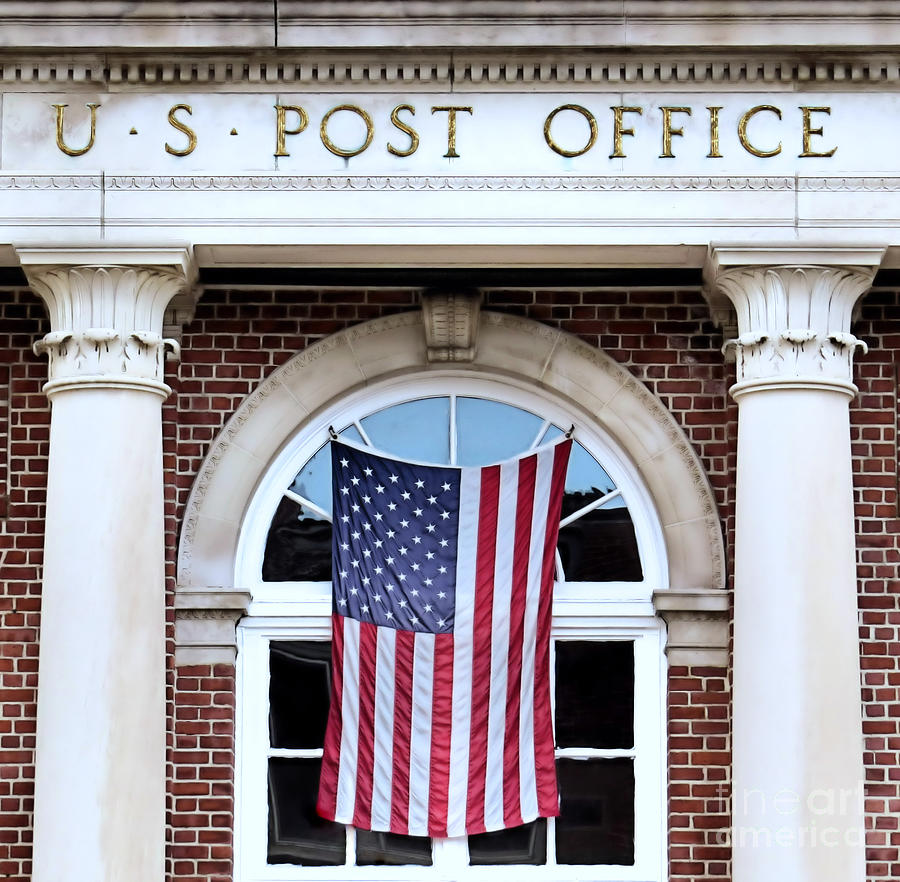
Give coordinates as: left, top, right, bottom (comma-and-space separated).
704, 245, 886, 394
420, 289, 482, 363
174, 589, 251, 665
653, 588, 731, 667
17, 247, 198, 397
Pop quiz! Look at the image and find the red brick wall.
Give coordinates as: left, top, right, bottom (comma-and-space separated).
1, 282, 898, 882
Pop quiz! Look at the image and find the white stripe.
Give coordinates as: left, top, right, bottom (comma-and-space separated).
370, 625, 396, 831
484, 459, 518, 831
446, 466, 481, 836
518, 446, 554, 822
335, 616, 360, 824
407, 632, 435, 835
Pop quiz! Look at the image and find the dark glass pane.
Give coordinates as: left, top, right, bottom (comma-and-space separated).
360, 398, 450, 464
456, 397, 543, 466
269, 642, 331, 749
468, 819, 547, 865
262, 496, 332, 581
556, 758, 634, 866
267, 758, 345, 866
289, 442, 334, 516
557, 507, 642, 582
356, 831, 433, 866
555, 641, 634, 749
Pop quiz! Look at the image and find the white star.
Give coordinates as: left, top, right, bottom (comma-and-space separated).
386, 611, 394, 620
399, 573, 407, 581
341, 486, 349, 495
399, 546, 408, 555
424, 604, 433, 613
373, 593, 382, 603
427, 495, 438, 505
350, 587, 359, 595
386, 529, 396, 539
339, 569, 348, 579
375, 484, 385, 494
340, 514, 350, 523
413, 507, 423, 517
440, 511, 450, 520
401, 491, 411, 500
385, 584, 395, 592
439, 539, 449, 547
363, 522, 372, 531
424, 577, 433, 586
411, 562, 420, 571
389, 474, 399, 483
340, 541, 350, 551
410, 616, 419, 626
363, 467, 373, 477
351, 559, 360, 568
442, 482, 451, 491
374, 512, 383, 521
437, 618, 445, 627
374, 566, 383, 575
374, 539, 383, 549
340, 457, 349, 467
360, 604, 369, 613
387, 502, 397, 511
411, 588, 419, 596
438, 565, 447, 574
399, 599, 408, 608
415, 479, 425, 489
385, 556, 395, 565
425, 551, 435, 560
363, 549, 372, 558
351, 476, 360, 486
426, 524, 436, 533
363, 494, 371, 504
399, 519, 409, 529
338, 597, 347, 607
362, 576, 370, 585
437, 591, 447, 599
412, 536, 422, 545
351, 503, 360, 513
351, 530, 361, 540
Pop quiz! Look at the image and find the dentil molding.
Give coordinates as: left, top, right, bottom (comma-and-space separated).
704, 246, 886, 396
19, 247, 197, 397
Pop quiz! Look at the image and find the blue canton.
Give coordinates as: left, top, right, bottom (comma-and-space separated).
332, 441, 461, 634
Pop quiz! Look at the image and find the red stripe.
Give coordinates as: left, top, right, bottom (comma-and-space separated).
389, 629, 416, 833
534, 441, 572, 817
503, 454, 537, 827
353, 620, 378, 829
466, 464, 501, 833
317, 613, 345, 821
428, 633, 455, 836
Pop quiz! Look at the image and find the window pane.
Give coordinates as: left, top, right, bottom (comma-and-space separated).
555, 641, 634, 749
361, 398, 451, 464
468, 819, 547, 865
557, 508, 642, 582
556, 758, 634, 866
269, 642, 331, 749
563, 440, 616, 503
456, 397, 544, 466
288, 442, 334, 516
355, 831, 433, 866
262, 496, 331, 581
267, 758, 346, 866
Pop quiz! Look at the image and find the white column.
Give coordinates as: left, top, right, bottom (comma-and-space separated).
19, 248, 195, 882
709, 246, 884, 882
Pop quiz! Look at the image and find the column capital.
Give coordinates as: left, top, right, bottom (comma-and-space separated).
704, 244, 886, 398
18, 246, 197, 398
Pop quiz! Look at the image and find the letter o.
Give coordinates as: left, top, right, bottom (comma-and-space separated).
543, 104, 598, 158
320, 104, 374, 158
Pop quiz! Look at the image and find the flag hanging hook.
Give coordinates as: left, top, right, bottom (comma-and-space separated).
328, 425, 338, 441
565, 424, 575, 439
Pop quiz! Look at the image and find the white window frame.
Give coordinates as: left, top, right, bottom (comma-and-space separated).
234, 372, 669, 882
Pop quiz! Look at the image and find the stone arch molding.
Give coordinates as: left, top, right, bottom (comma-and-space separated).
175, 311, 728, 665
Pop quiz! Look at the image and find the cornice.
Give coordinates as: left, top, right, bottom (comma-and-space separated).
5, 52, 900, 90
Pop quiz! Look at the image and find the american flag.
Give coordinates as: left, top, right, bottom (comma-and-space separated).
317, 437, 572, 837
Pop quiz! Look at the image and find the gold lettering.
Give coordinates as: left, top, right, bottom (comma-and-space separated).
609, 106, 643, 159
274, 105, 308, 157
544, 104, 598, 158
165, 104, 197, 157
320, 104, 374, 158
707, 106, 723, 158
659, 106, 692, 159
738, 105, 782, 158
799, 106, 837, 158
52, 103, 100, 157
431, 106, 473, 159
387, 104, 419, 157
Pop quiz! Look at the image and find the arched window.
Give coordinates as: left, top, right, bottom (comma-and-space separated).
234, 373, 666, 882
